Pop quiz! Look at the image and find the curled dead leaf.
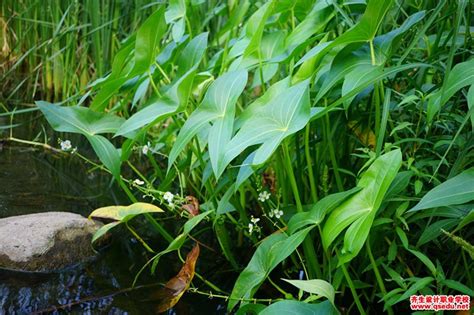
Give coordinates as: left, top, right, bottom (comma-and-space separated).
154, 243, 200, 313
181, 196, 200, 217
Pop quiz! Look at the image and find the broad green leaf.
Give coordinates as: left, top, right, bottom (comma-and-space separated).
89, 202, 164, 222
295, 0, 393, 66
272, 1, 333, 62
233, 1, 275, 61
168, 70, 248, 175
86, 134, 121, 179
427, 59, 474, 123
36, 101, 124, 136
165, 0, 186, 42
311, 63, 430, 120
282, 279, 335, 305
341, 63, 383, 109
318, 12, 423, 108
288, 187, 361, 233
89, 77, 129, 112
37, 101, 123, 179
109, 38, 135, 80
315, 46, 372, 104
115, 33, 208, 136
409, 168, 474, 212
235, 304, 266, 315
374, 11, 425, 57
131, 7, 167, 76
260, 300, 338, 315
322, 150, 402, 262
228, 227, 314, 311
223, 78, 310, 172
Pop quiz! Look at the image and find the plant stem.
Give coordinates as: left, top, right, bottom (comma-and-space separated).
324, 113, 343, 191
366, 237, 393, 315
126, 222, 155, 253
304, 124, 318, 202
341, 262, 366, 315
282, 142, 321, 279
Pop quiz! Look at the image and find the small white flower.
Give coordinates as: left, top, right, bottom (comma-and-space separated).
248, 223, 254, 234
60, 140, 72, 151
250, 216, 260, 224
163, 191, 174, 203
274, 209, 284, 219
258, 191, 271, 202
133, 179, 144, 186
142, 142, 151, 155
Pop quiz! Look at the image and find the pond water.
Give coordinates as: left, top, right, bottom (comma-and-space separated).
0, 123, 227, 314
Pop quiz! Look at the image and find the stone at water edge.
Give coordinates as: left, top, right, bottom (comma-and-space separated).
0, 212, 102, 272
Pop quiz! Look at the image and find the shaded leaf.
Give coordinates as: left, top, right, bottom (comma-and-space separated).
260, 300, 339, 315
427, 59, 474, 123
86, 134, 121, 179
228, 227, 314, 311
150, 210, 212, 274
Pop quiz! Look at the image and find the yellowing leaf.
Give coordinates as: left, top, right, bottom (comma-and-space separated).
348, 120, 376, 148
89, 202, 164, 222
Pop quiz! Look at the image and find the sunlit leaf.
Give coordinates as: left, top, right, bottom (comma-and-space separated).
288, 187, 361, 234
89, 202, 164, 222
168, 70, 248, 176
115, 33, 208, 136
36, 101, 124, 136
322, 149, 402, 264
409, 168, 474, 212
282, 279, 335, 305
224, 78, 310, 173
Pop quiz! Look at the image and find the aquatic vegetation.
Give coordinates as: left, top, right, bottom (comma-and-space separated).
2, 0, 474, 313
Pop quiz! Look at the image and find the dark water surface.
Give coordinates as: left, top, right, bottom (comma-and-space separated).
0, 127, 226, 314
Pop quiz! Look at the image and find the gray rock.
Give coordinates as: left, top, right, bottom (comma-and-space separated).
0, 212, 101, 272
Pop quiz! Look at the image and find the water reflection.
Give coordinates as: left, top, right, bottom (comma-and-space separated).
0, 145, 226, 314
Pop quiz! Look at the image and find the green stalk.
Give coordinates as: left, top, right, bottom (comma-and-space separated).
366, 237, 393, 315
375, 87, 390, 157
304, 124, 318, 202
118, 168, 174, 243
340, 261, 366, 315
323, 113, 343, 191
126, 222, 155, 253
282, 142, 321, 279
